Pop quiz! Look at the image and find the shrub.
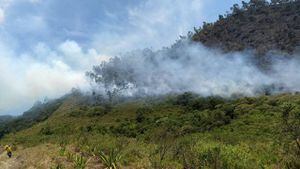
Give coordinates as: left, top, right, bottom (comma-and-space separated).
87, 106, 106, 117
69, 110, 85, 117
174, 92, 197, 107
199, 146, 222, 169
135, 107, 152, 123
113, 121, 138, 137
280, 102, 300, 168
39, 125, 53, 135
173, 137, 201, 168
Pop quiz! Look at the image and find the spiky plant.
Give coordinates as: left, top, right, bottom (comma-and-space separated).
59, 146, 66, 156
73, 154, 88, 169
51, 163, 64, 169
66, 152, 74, 161
99, 148, 122, 169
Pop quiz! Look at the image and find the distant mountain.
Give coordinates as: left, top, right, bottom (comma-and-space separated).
192, 0, 300, 55
0, 115, 13, 122
0, 115, 14, 126
0, 97, 64, 139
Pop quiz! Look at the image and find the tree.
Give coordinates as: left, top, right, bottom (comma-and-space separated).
241, 1, 249, 9
175, 92, 196, 107
271, 0, 294, 4
87, 57, 133, 100
248, 0, 269, 9
231, 4, 241, 14
218, 15, 224, 20
271, 0, 281, 4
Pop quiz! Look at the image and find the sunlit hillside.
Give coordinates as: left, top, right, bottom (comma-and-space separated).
0, 0, 299, 169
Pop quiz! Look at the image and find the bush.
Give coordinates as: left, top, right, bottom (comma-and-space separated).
87, 106, 106, 117
113, 121, 138, 137
136, 107, 152, 123
39, 125, 53, 135
174, 92, 197, 107
69, 110, 85, 117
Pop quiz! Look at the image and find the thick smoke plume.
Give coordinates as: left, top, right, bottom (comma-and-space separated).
88, 40, 300, 97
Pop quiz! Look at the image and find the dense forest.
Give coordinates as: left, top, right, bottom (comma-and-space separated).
193, 0, 300, 55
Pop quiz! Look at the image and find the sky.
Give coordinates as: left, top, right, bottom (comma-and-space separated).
0, 0, 246, 115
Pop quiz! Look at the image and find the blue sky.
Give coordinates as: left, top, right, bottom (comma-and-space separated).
0, 0, 247, 115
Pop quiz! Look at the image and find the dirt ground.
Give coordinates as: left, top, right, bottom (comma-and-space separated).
0, 144, 106, 169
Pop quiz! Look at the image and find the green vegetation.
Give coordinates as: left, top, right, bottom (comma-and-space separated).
98, 148, 122, 169
51, 164, 64, 169
0, 98, 63, 139
0, 1, 299, 168
73, 154, 88, 169
1, 92, 299, 168
193, 0, 300, 56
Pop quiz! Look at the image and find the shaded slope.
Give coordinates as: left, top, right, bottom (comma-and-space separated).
192, 0, 300, 55
0, 97, 64, 139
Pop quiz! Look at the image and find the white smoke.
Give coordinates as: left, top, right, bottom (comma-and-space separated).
0, 40, 109, 115
89, 40, 300, 97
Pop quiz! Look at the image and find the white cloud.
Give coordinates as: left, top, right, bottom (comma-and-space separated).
0, 8, 4, 24
92, 0, 205, 56
0, 0, 13, 24
58, 40, 110, 70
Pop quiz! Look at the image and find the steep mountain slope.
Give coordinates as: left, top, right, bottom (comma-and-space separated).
0, 116, 13, 126
192, 0, 300, 55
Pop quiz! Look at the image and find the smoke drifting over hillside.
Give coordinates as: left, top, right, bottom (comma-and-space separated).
0, 41, 104, 115
0, 0, 229, 115
89, 40, 300, 97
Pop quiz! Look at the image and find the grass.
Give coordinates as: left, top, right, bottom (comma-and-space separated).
0, 93, 299, 168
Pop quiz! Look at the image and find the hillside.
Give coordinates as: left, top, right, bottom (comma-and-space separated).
0, 92, 299, 168
0, 116, 13, 125
192, 0, 300, 55
0, 98, 64, 139
0, 0, 299, 169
